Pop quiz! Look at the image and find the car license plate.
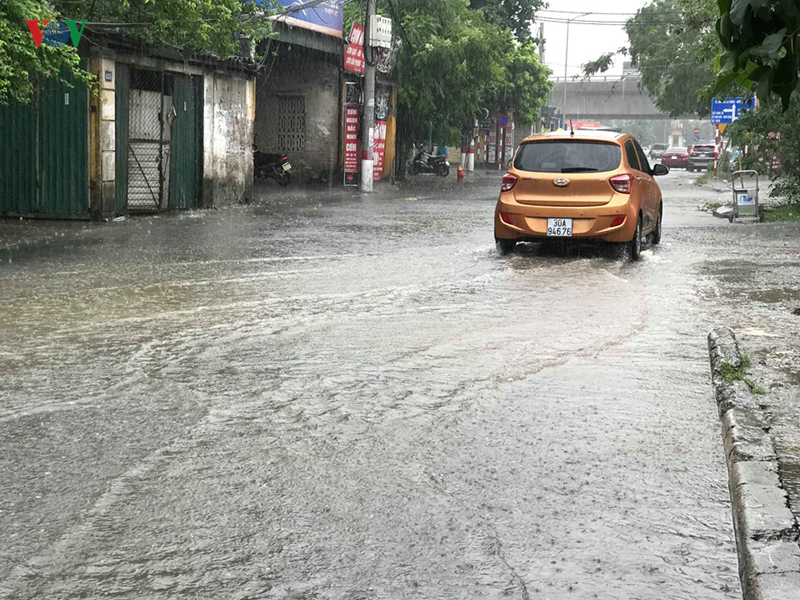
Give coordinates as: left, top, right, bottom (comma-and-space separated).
547, 218, 572, 237
283, 163, 292, 171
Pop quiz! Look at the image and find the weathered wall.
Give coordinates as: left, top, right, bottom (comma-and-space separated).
204, 72, 255, 206
254, 48, 340, 182
89, 57, 117, 220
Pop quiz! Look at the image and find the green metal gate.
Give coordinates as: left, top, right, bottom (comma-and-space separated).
170, 75, 203, 209
0, 74, 89, 218
115, 67, 202, 214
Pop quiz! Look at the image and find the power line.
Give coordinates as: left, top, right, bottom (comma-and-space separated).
540, 9, 660, 16
534, 16, 713, 27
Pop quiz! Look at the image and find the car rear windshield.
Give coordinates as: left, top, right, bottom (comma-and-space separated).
513, 141, 622, 173
666, 147, 687, 153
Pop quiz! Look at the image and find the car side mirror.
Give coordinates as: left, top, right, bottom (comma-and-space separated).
652, 163, 669, 176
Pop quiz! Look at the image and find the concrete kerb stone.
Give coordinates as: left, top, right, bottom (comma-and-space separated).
708, 327, 800, 600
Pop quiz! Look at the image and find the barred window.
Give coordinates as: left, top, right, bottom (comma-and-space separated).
277, 95, 305, 152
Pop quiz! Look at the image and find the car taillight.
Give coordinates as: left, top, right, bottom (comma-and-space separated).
689, 148, 694, 155
501, 173, 518, 192
609, 174, 633, 194
499, 212, 514, 224
610, 215, 625, 227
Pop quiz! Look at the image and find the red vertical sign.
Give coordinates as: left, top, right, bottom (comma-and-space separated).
344, 23, 365, 75
344, 105, 360, 185
373, 120, 387, 180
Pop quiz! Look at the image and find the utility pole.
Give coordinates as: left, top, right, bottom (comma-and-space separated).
562, 13, 589, 128
538, 22, 545, 133
538, 22, 545, 65
360, 0, 377, 193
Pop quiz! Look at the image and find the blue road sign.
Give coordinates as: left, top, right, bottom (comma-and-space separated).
498, 113, 509, 128
711, 99, 736, 124
711, 97, 756, 124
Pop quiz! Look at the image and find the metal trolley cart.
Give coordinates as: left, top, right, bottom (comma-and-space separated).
730, 170, 763, 223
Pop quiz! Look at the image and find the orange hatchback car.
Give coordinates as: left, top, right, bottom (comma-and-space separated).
494, 131, 669, 261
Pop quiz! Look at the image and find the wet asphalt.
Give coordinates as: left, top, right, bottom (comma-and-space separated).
0, 171, 748, 599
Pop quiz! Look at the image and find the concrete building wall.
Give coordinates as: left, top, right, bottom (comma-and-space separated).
85, 46, 254, 214
203, 72, 255, 206
89, 57, 117, 220
254, 49, 340, 182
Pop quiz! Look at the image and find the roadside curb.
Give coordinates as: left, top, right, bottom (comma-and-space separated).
708, 327, 800, 600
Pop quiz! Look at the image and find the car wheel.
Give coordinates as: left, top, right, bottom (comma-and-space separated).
687, 166, 694, 172
651, 203, 663, 245
627, 215, 642, 261
495, 238, 516, 255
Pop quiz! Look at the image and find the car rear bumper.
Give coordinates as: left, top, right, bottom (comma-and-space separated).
494, 194, 638, 243
688, 157, 714, 168
662, 158, 687, 168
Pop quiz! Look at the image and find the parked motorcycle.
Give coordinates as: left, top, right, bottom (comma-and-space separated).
408, 150, 450, 177
253, 148, 292, 186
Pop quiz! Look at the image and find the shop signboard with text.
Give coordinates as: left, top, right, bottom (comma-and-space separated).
264, 0, 343, 38
344, 105, 360, 186
344, 23, 365, 75
373, 120, 387, 180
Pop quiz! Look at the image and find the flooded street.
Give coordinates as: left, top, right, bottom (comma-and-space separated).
1, 172, 743, 598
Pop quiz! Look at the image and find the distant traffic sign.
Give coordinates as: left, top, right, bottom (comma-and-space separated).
498, 113, 509, 128
711, 97, 755, 124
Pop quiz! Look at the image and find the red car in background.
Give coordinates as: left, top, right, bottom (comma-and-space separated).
661, 147, 689, 169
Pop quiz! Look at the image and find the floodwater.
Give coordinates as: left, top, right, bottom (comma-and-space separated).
0, 172, 742, 599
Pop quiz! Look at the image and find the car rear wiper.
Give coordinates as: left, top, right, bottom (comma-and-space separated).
561, 167, 598, 173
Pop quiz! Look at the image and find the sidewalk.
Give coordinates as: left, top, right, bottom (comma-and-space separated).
704, 219, 800, 599
250, 168, 502, 205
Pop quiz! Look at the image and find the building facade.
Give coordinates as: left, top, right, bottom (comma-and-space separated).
0, 39, 255, 220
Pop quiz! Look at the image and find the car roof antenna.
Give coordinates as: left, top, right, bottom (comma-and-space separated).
569, 120, 575, 137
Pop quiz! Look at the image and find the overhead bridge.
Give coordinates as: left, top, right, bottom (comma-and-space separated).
549, 76, 674, 121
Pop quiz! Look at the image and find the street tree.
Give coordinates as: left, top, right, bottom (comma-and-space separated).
715, 0, 800, 110
727, 95, 800, 203
625, 0, 718, 117
469, 0, 545, 42
495, 40, 551, 124
0, 0, 85, 105
1, 0, 273, 105
378, 0, 550, 146
55, 0, 273, 58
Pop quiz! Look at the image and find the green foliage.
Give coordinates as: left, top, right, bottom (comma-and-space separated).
771, 177, 800, 205
469, 0, 544, 43
727, 94, 800, 181
1, 0, 274, 105
720, 355, 764, 394
499, 40, 551, 124
54, 0, 273, 58
581, 52, 618, 78
626, 0, 719, 117
714, 0, 800, 110
763, 200, 800, 222
388, 0, 550, 143
0, 0, 87, 105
